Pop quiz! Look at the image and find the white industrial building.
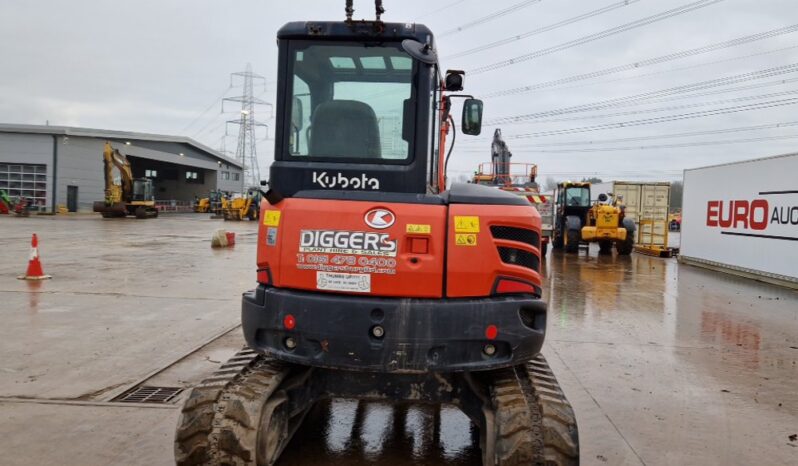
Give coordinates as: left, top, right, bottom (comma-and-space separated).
0, 124, 243, 212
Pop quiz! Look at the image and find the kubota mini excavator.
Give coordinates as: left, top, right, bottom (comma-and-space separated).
175, 3, 579, 465
93, 142, 158, 219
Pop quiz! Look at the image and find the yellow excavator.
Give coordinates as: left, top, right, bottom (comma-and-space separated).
221, 187, 261, 221
93, 142, 159, 219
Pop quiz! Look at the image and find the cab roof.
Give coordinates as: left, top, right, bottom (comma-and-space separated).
277, 21, 434, 44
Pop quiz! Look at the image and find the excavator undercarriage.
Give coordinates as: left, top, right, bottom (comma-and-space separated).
175, 348, 578, 466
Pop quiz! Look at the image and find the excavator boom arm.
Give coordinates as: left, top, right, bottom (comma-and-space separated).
102, 142, 134, 201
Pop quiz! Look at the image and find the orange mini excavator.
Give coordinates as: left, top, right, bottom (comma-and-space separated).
175, 2, 578, 465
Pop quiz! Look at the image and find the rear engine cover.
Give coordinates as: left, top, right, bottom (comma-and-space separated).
259, 198, 446, 298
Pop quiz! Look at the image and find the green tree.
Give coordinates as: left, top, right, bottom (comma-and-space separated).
581, 177, 603, 184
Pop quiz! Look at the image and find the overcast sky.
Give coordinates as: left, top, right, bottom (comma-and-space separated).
2, 0, 797, 185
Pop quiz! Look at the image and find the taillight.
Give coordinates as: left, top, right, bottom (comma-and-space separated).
283, 314, 296, 330
494, 277, 539, 296
485, 324, 498, 340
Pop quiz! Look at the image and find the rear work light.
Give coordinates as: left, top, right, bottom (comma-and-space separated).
494, 277, 538, 296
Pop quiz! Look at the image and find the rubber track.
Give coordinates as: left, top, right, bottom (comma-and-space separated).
491, 367, 545, 465
489, 355, 579, 465
523, 354, 580, 466
174, 347, 289, 466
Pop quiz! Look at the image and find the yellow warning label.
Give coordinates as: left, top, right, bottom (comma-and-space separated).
406, 224, 431, 234
263, 210, 281, 227
454, 216, 480, 233
455, 233, 478, 246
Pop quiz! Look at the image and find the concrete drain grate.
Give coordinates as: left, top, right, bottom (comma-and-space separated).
113, 386, 183, 404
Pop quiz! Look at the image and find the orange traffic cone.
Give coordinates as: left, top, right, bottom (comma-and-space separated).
18, 234, 52, 280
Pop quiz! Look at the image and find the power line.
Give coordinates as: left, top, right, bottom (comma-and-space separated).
468, 0, 726, 75
180, 86, 231, 134
457, 134, 798, 153
488, 88, 798, 126
479, 120, 798, 147
191, 118, 227, 141
487, 63, 798, 124
415, 0, 469, 20
446, 0, 641, 59
485, 45, 798, 103
504, 97, 798, 138
482, 25, 798, 98
440, 0, 542, 37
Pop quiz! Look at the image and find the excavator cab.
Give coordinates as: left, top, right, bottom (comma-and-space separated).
176, 3, 578, 465
131, 178, 154, 202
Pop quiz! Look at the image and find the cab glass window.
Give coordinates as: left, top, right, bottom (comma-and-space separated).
565, 187, 590, 207
286, 43, 414, 161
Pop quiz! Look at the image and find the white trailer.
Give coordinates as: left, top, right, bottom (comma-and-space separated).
680, 153, 798, 289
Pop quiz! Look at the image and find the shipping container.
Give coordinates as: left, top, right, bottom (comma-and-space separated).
638, 183, 671, 251
680, 153, 798, 288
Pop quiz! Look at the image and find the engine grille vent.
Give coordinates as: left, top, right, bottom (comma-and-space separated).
490, 226, 540, 249
497, 247, 539, 271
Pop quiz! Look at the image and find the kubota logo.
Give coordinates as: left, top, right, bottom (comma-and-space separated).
364, 208, 396, 229
312, 171, 380, 190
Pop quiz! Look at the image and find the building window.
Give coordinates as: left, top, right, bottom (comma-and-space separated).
0, 163, 47, 211
145, 169, 158, 178
221, 171, 230, 180
185, 170, 204, 184
233, 173, 240, 181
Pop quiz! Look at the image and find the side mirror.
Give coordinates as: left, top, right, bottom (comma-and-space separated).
291, 96, 304, 130
461, 98, 483, 136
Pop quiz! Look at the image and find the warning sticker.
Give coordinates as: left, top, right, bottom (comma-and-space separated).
455, 233, 478, 246
454, 216, 480, 233
263, 210, 281, 227
406, 223, 431, 234
316, 271, 371, 293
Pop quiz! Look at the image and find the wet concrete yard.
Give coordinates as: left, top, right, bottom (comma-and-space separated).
0, 215, 796, 465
